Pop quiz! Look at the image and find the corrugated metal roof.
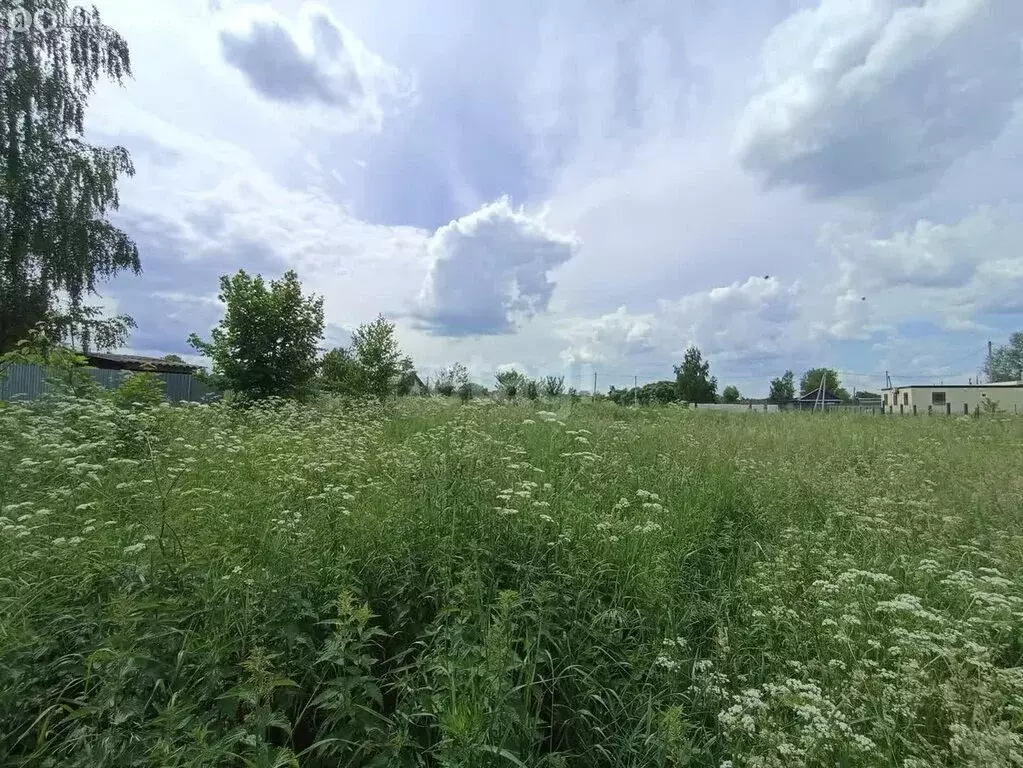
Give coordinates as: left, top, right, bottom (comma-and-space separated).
84, 353, 199, 374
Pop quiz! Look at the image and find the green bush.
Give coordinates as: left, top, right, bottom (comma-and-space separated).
113, 370, 166, 409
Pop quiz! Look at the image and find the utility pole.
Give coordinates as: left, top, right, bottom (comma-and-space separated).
987, 340, 993, 383
634, 375, 638, 408
593, 371, 597, 398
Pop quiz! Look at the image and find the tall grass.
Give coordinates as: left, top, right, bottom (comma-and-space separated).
1, 395, 1022, 766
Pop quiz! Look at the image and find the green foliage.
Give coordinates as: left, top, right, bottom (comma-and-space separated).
543, 375, 566, 398
0, 1, 141, 354
351, 316, 413, 399
525, 379, 539, 401
673, 346, 717, 403
0, 322, 102, 397
981, 396, 1001, 414
721, 385, 740, 404
113, 370, 165, 409
608, 380, 677, 406
435, 362, 469, 397
319, 346, 363, 395
799, 368, 850, 400
853, 390, 881, 402
496, 369, 525, 399
985, 332, 1023, 382
457, 381, 473, 403
768, 370, 795, 404
320, 316, 415, 400
43, 304, 137, 353
188, 269, 325, 401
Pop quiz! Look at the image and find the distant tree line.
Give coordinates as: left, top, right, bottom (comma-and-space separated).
602, 352, 884, 408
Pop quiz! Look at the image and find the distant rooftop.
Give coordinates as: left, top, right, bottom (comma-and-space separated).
882, 381, 1023, 390
84, 352, 200, 374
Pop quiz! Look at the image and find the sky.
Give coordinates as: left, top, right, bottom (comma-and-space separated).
80, 0, 1023, 396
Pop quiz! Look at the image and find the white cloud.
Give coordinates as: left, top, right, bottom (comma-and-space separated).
735, 0, 1023, 201
657, 276, 807, 362
558, 307, 657, 365
825, 205, 1023, 330
218, 3, 412, 130
412, 197, 580, 336
553, 277, 808, 372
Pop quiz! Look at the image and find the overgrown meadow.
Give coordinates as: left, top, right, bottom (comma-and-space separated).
2, 394, 1023, 767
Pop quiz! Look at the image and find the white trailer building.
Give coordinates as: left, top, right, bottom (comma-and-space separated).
881, 381, 1023, 415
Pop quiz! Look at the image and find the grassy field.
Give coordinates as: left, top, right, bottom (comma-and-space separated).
2, 395, 1023, 767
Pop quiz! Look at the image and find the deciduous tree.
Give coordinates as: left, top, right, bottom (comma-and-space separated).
188, 270, 324, 400
674, 346, 717, 403
800, 368, 849, 400
349, 315, 414, 399
768, 371, 795, 404
543, 375, 566, 398
320, 346, 364, 395
985, 332, 1023, 382
525, 379, 539, 400
434, 362, 469, 397
1, 1, 141, 353
496, 369, 525, 399
320, 315, 415, 399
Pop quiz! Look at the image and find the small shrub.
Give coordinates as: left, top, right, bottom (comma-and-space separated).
113, 370, 166, 409
544, 376, 565, 398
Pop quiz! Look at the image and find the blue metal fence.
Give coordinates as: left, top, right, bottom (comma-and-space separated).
0, 363, 214, 403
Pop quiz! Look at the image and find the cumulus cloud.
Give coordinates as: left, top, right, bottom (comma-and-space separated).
657, 276, 804, 357
558, 307, 657, 365
734, 0, 1023, 200
824, 205, 1023, 331
554, 277, 808, 371
219, 4, 410, 127
412, 197, 580, 336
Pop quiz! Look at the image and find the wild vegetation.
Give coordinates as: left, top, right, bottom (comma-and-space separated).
3, 389, 1023, 767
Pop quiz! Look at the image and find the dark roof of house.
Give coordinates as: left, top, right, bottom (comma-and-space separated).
795, 386, 843, 402
84, 352, 200, 374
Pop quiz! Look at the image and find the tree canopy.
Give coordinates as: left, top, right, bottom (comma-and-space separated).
768, 371, 795, 404
320, 316, 415, 399
349, 315, 415, 398
433, 362, 469, 397
188, 269, 324, 400
1, 1, 141, 353
986, 332, 1023, 382
496, 369, 525, 398
799, 368, 850, 400
674, 346, 717, 403
721, 385, 740, 404
543, 375, 566, 398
